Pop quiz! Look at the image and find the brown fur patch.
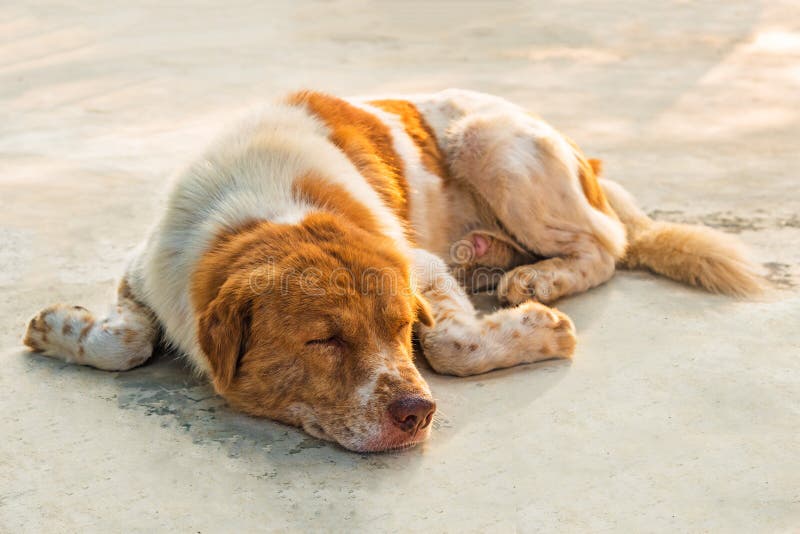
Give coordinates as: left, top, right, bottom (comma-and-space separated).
564, 138, 614, 215
27, 315, 50, 334
23, 334, 44, 352
286, 91, 411, 224
588, 158, 603, 176
78, 322, 93, 343
123, 329, 138, 345
118, 279, 136, 301
118, 278, 152, 316
368, 99, 449, 181
293, 172, 381, 235
576, 154, 613, 215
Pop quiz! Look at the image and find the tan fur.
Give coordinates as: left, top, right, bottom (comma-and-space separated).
600, 178, 765, 297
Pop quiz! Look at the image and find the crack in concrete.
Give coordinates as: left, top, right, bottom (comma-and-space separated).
763, 262, 797, 289
648, 209, 800, 234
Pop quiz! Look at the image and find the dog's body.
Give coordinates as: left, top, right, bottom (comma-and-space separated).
23, 89, 763, 451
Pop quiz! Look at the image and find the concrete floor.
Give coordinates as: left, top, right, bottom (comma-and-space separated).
1, 1, 799, 532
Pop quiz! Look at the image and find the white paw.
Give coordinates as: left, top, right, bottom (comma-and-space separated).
23, 304, 93, 356
516, 301, 577, 359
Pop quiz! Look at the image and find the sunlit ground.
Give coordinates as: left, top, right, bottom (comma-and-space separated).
1, 2, 798, 532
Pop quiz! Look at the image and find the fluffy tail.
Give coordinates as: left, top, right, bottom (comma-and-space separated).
600, 179, 765, 297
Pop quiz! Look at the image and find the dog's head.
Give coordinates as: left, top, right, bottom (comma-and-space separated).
192, 213, 435, 452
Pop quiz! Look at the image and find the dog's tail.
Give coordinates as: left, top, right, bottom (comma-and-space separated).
600, 179, 765, 297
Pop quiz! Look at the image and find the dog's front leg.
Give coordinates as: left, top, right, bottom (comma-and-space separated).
22, 278, 158, 371
412, 249, 576, 377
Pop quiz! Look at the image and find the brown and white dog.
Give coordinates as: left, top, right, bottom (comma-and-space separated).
23, 89, 763, 452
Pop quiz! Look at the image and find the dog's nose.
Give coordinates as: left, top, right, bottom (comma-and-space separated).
388, 396, 436, 433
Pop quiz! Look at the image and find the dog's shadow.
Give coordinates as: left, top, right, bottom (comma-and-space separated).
112, 348, 334, 458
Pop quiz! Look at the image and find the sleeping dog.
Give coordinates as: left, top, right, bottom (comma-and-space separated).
23, 89, 763, 452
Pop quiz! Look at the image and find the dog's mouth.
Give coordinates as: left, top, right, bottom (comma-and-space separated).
350, 419, 434, 453
300, 414, 432, 453
363, 433, 430, 453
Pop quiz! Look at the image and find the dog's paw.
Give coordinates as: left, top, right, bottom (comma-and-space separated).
517, 301, 577, 359
22, 304, 93, 357
498, 265, 566, 305
23, 305, 63, 353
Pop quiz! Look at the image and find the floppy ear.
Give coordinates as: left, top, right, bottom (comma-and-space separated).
588, 158, 603, 176
196, 281, 251, 393
414, 294, 435, 327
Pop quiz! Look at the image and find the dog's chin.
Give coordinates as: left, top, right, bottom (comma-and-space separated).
300, 415, 432, 453
360, 435, 429, 453
342, 425, 432, 453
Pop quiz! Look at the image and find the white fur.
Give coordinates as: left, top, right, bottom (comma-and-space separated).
23, 301, 156, 371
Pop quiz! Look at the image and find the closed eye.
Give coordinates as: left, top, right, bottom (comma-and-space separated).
306, 335, 345, 349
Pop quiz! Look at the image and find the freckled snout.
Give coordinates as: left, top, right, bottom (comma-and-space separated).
388, 396, 436, 434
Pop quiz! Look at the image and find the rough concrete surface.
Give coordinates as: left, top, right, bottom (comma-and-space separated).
1, 1, 799, 532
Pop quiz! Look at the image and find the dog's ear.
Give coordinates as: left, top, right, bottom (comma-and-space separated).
414, 294, 435, 327
588, 158, 603, 176
197, 279, 252, 393
457, 229, 534, 268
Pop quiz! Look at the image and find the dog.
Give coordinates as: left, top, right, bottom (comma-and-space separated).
22, 89, 763, 452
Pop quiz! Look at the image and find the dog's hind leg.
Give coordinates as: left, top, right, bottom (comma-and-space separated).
22, 279, 158, 371
446, 112, 626, 304
413, 249, 576, 377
